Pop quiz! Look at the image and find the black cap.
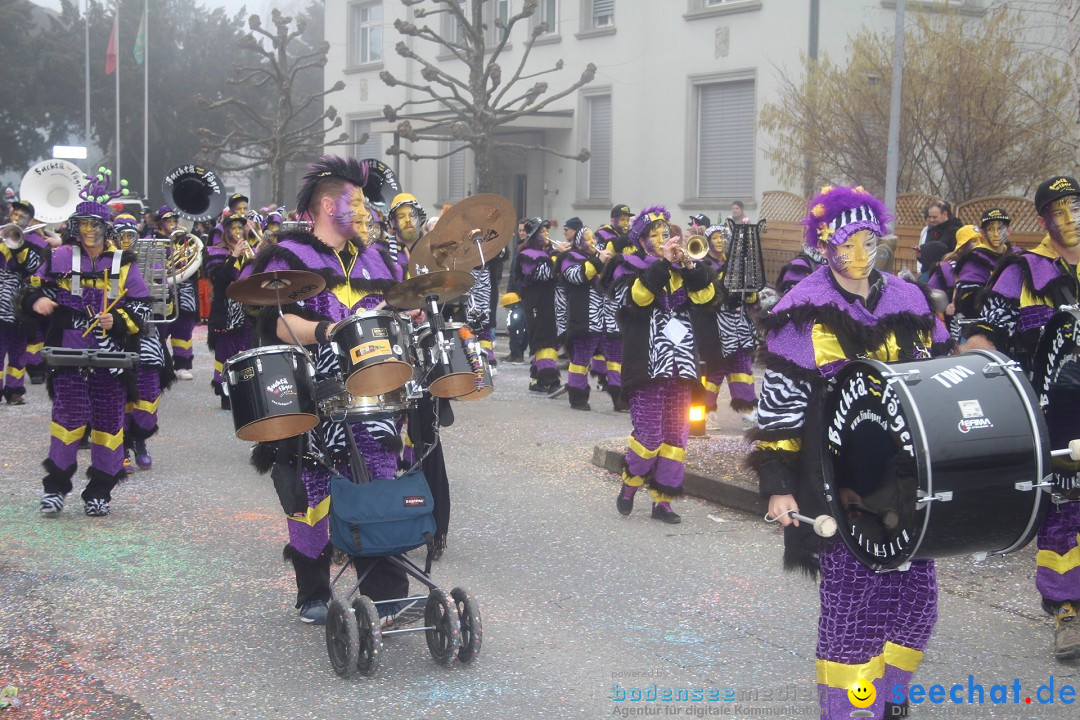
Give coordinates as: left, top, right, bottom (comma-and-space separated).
222, 211, 247, 226
1034, 176, 1080, 214
979, 207, 1011, 227
610, 204, 634, 218
688, 213, 710, 227
563, 216, 583, 231
228, 193, 249, 208
11, 200, 35, 217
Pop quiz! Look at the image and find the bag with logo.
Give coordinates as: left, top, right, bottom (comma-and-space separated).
329, 469, 436, 557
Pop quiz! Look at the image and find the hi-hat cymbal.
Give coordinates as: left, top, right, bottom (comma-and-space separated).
408, 194, 516, 274
227, 270, 326, 306
384, 270, 475, 310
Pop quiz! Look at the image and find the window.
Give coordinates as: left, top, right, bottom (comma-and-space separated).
445, 141, 467, 202
348, 2, 382, 66
591, 0, 614, 27
537, 0, 558, 34
351, 118, 383, 160
489, 0, 511, 43
696, 79, 754, 199
585, 94, 611, 200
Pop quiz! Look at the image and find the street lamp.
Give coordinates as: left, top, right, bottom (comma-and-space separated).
53, 146, 88, 160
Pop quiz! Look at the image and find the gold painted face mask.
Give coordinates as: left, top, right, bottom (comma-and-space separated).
981, 220, 1009, 252
825, 229, 878, 281
1048, 196, 1080, 248
78, 217, 107, 247
645, 221, 670, 257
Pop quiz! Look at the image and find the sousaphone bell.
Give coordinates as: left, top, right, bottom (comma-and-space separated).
162, 164, 227, 222
19, 160, 86, 223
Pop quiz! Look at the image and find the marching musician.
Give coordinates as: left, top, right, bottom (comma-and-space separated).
1, 206, 44, 405
943, 210, 1013, 332
613, 205, 716, 524
151, 206, 199, 382
9, 200, 52, 385
775, 234, 826, 297
511, 218, 561, 394
244, 156, 407, 625
387, 193, 424, 278
205, 212, 254, 409
556, 223, 613, 411
965, 176, 1080, 661
21, 170, 152, 518
747, 186, 950, 719
592, 210, 636, 411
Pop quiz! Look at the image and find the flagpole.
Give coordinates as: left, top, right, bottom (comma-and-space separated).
115, 3, 120, 179
84, 0, 90, 172
143, 0, 148, 200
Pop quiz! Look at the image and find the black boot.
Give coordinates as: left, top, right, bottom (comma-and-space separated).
567, 385, 591, 411
284, 544, 331, 618
616, 483, 637, 516
651, 501, 682, 524
607, 385, 628, 412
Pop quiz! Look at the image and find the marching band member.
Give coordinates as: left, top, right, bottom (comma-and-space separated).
593, 219, 635, 411
245, 156, 407, 625
775, 236, 826, 296
511, 218, 561, 394
747, 186, 950, 719
152, 206, 198, 381
614, 206, 716, 524
1, 208, 44, 405
9, 200, 51, 385
205, 213, 254, 409
21, 169, 152, 517
965, 176, 1080, 661
557, 224, 613, 411
945, 210, 1012, 328
387, 193, 424, 277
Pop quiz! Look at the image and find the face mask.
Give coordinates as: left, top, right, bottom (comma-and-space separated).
78, 217, 106, 247
825, 229, 878, 281
1047, 197, 1080, 248
645, 221, 670, 257
981, 221, 1008, 252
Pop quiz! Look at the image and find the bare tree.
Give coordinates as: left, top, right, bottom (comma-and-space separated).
196, 8, 348, 206
381, 0, 595, 193
760, 5, 1076, 200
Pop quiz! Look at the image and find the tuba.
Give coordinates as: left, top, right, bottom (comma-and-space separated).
361, 158, 401, 208
161, 164, 226, 222
19, 160, 86, 223
722, 219, 768, 294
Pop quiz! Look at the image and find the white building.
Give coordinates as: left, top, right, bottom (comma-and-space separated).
324, 0, 1003, 225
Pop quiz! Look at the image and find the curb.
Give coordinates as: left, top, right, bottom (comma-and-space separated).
591, 445, 767, 517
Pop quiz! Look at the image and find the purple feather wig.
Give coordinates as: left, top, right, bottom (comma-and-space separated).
295, 155, 369, 216
629, 205, 670, 254
802, 185, 890, 248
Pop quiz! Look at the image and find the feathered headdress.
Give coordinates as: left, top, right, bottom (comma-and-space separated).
295, 155, 369, 216
629, 205, 670, 251
802, 185, 889, 248
74, 166, 129, 222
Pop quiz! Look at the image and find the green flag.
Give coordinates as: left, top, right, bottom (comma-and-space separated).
133, 6, 146, 64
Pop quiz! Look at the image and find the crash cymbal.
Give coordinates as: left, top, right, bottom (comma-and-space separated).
407, 194, 516, 273
384, 270, 475, 310
227, 270, 326, 306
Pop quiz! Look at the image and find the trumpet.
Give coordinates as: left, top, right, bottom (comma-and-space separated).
1, 222, 46, 250
674, 234, 709, 266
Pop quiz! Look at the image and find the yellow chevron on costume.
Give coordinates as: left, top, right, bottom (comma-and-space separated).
90, 428, 124, 451
668, 271, 684, 292
214, 360, 224, 372
621, 468, 644, 488
658, 443, 686, 462
51, 422, 88, 445
568, 362, 589, 375
171, 337, 194, 350
631, 278, 654, 307
883, 642, 923, 673
331, 284, 369, 312
606, 361, 621, 372
286, 495, 331, 527
648, 488, 672, 503
6, 366, 25, 379
132, 396, 161, 414
404, 433, 415, 449
125, 401, 134, 413
628, 435, 660, 460
813, 323, 901, 366
115, 308, 140, 334
480, 339, 493, 350
702, 377, 720, 393
585, 263, 598, 280
759, 438, 801, 453
730, 372, 754, 386
26, 342, 44, 353
1037, 536, 1080, 574
535, 348, 559, 361
816, 655, 885, 688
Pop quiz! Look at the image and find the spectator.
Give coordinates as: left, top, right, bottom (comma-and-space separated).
918, 240, 948, 284
729, 201, 749, 223
925, 200, 962, 252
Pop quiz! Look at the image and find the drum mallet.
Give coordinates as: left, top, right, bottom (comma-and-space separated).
764, 510, 838, 538
1050, 440, 1080, 461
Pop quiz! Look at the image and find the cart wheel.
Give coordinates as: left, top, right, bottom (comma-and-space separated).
451, 587, 482, 664
352, 596, 382, 676
325, 598, 359, 678
424, 587, 461, 666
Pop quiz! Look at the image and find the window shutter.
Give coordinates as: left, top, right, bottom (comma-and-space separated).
352, 119, 383, 160
593, 0, 614, 25
698, 80, 755, 198
447, 141, 466, 201
587, 95, 612, 199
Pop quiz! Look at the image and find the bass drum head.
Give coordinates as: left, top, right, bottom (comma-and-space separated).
237, 413, 319, 443
1033, 309, 1080, 495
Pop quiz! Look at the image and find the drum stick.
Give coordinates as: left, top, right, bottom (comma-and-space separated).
764, 510, 837, 538
847, 502, 900, 531
1050, 440, 1080, 461
82, 288, 128, 337
372, 300, 387, 311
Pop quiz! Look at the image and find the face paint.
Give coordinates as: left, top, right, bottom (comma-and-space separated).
1047, 196, 1080, 248
266, 222, 281, 235
645, 221, 670, 257
117, 228, 138, 250
394, 205, 421, 244
825, 229, 878, 281
227, 222, 246, 244
615, 215, 630, 233
78, 217, 106, 247
709, 228, 729, 256
332, 185, 371, 243
982, 221, 1008, 252
160, 217, 178, 235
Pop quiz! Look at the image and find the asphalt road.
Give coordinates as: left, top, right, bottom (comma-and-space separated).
1, 328, 1078, 719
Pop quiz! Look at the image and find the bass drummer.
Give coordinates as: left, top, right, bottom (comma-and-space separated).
746, 185, 951, 720
964, 175, 1080, 661
243, 155, 407, 626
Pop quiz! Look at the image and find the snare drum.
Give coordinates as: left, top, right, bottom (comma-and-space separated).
456, 354, 494, 401
331, 310, 413, 397
822, 349, 1049, 571
223, 345, 319, 442
320, 387, 408, 421
414, 321, 480, 399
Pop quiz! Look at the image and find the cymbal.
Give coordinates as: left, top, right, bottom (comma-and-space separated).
227, 270, 326, 306
384, 270, 475, 310
407, 194, 516, 273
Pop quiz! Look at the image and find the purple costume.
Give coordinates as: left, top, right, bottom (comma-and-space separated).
775, 245, 824, 296
204, 244, 253, 399
558, 243, 608, 409
1, 239, 42, 403
695, 254, 757, 414
511, 221, 561, 391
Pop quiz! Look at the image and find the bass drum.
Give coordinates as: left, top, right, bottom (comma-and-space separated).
223, 345, 319, 442
1031, 308, 1080, 495
822, 350, 1049, 572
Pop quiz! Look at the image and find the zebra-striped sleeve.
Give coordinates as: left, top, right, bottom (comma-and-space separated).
756, 367, 812, 432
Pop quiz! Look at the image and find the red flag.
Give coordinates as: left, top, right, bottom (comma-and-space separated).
105, 15, 118, 75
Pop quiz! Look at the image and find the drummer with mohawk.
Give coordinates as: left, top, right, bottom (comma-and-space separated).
244, 155, 406, 626
746, 185, 950, 720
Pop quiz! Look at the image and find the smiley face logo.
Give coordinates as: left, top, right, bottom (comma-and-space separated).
848, 679, 876, 709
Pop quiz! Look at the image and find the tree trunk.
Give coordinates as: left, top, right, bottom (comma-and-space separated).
474, 138, 497, 195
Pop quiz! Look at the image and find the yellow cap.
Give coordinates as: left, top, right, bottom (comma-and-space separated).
499, 292, 521, 307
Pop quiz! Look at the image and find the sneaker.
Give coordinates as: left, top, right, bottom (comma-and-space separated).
740, 409, 759, 430
1054, 602, 1080, 660
651, 501, 682, 524
616, 483, 636, 516
7, 395, 25, 406
547, 383, 568, 398
40, 493, 65, 517
298, 600, 328, 625
133, 439, 152, 469
177, 369, 194, 381
84, 498, 111, 517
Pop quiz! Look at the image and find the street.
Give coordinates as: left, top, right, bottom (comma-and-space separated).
0, 329, 1078, 719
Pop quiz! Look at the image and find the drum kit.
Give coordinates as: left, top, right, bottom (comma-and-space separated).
218, 195, 514, 471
